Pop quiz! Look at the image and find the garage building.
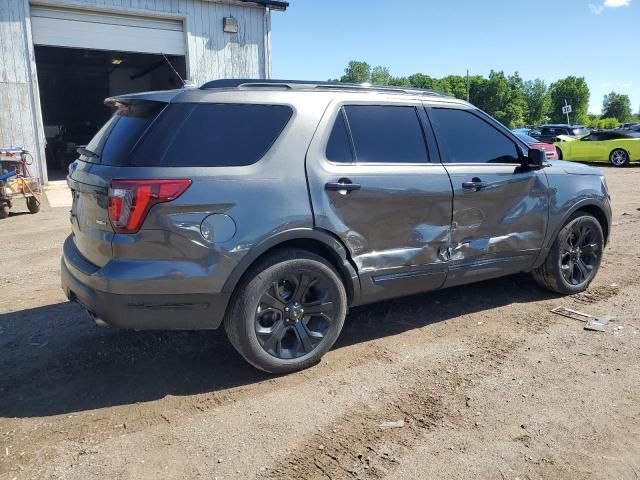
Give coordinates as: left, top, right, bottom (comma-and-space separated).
0, 0, 288, 183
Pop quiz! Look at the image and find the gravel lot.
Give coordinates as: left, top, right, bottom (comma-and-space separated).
1, 165, 639, 480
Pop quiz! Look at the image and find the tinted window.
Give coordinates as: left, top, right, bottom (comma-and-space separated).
571, 127, 589, 136
430, 108, 519, 164
326, 110, 353, 163
343, 105, 428, 163
515, 133, 539, 145
87, 101, 166, 165
126, 103, 293, 167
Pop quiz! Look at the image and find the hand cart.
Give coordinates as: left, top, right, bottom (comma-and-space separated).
0, 147, 42, 219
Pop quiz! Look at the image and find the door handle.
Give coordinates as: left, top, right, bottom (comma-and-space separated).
462, 179, 487, 191
325, 178, 361, 193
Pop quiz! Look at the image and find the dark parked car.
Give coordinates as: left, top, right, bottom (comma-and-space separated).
530, 124, 590, 144
62, 80, 612, 373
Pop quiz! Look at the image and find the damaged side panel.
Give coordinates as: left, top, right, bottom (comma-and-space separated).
312, 165, 454, 304
443, 164, 549, 287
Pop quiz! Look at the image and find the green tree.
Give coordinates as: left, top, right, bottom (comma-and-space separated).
438, 75, 468, 99
548, 76, 590, 124
467, 75, 487, 106
370, 66, 391, 85
524, 79, 550, 126
602, 92, 632, 122
340, 61, 371, 83
407, 73, 437, 89
388, 76, 412, 87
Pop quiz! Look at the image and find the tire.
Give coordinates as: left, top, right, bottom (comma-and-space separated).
532, 212, 604, 295
26, 196, 40, 214
0, 203, 8, 219
609, 148, 629, 167
555, 147, 563, 160
224, 248, 348, 374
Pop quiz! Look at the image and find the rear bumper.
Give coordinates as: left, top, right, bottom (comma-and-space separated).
61, 238, 230, 330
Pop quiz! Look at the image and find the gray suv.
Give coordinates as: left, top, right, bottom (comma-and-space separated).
62, 80, 612, 373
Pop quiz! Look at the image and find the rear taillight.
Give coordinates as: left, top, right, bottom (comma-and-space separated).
108, 179, 191, 233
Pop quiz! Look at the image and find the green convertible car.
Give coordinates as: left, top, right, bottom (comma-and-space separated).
554, 131, 640, 167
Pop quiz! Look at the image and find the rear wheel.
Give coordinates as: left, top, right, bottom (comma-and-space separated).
532, 212, 603, 295
224, 249, 347, 374
609, 148, 629, 167
26, 196, 40, 214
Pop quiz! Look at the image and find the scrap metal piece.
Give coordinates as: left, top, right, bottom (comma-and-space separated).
550, 306, 592, 322
551, 307, 615, 333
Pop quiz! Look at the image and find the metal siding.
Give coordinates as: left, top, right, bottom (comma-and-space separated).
1, 0, 267, 183
0, 0, 44, 181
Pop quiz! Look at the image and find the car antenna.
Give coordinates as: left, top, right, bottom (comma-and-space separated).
161, 52, 195, 88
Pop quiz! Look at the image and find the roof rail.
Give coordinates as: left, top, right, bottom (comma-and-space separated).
199, 79, 451, 98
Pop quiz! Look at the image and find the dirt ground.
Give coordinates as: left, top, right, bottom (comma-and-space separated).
1, 165, 639, 480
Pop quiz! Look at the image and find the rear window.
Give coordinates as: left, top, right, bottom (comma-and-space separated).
83, 101, 165, 164
127, 103, 293, 167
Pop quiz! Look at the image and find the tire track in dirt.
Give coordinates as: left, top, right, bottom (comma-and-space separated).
262, 337, 518, 480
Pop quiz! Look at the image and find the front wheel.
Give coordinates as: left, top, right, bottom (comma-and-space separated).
26, 196, 40, 214
555, 147, 563, 160
224, 249, 347, 374
609, 148, 629, 167
0, 203, 9, 219
532, 212, 604, 295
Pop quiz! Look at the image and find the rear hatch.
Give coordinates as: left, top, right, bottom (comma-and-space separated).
67, 95, 172, 267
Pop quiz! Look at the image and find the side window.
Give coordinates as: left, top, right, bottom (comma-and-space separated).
343, 105, 429, 163
430, 108, 519, 164
541, 127, 552, 136
326, 109, 354, 163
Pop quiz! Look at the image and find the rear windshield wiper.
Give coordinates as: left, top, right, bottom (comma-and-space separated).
77, 146, 100, 159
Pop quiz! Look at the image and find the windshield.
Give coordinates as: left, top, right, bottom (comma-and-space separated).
571, 127, 589, 136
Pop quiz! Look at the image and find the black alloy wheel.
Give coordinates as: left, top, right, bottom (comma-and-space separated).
255, 273, 338, 359
225, 249, 347, 374
559, 221, 600, 286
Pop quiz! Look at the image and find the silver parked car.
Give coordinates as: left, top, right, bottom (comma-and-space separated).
62, 80, 612, 373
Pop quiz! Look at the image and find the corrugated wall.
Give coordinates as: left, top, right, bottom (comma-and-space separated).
0, 0, 44, 179
0, 0, 270, 182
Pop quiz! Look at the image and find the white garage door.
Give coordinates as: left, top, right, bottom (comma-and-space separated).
30, 6, 185, 55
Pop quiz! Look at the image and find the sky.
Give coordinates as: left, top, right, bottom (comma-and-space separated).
271, 0, 639, 115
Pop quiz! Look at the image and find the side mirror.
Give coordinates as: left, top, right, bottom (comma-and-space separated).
526, 148, 546, 170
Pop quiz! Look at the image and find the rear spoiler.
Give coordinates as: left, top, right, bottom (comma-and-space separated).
104, 89, 183, 107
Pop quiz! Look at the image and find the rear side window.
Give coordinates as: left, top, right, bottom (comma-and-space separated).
326, 110, 354, 163
342, 105, 428, 163
430, 108, 519, 164
86, 101, 165, 165
119, 103, 292, 167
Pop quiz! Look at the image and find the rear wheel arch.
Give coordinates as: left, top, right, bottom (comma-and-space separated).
222, 229, 360, 304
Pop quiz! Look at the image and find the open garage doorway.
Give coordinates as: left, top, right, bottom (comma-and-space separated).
34, 46, 186, 178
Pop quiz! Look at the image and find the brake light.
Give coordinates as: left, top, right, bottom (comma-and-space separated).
108, 179, 191, 233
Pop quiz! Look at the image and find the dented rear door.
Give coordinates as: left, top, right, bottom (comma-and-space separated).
305, 100, 453, 305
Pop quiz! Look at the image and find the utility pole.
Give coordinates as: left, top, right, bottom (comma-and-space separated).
564, 99, 571, 125
466, 69, 470, 102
